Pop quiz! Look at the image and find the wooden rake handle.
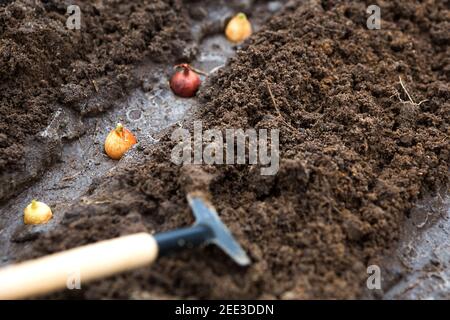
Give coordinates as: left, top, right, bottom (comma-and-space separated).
0, 233, 158, 299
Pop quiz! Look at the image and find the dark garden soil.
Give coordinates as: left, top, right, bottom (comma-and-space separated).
1, 0, 449, 299
0, 0, 191, 201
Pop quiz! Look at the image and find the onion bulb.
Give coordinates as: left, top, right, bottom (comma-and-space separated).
225, 13, 252, 43
24, 200, 53, 225
104, 123, 137, 160
170, 64, 201, 98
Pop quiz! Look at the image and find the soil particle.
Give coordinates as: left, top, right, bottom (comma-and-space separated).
5, 0, 450, 299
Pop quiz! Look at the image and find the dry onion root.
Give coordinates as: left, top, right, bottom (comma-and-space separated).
104, 123, 137, 160
24, 200, 53, 225
225, 13, 252, 43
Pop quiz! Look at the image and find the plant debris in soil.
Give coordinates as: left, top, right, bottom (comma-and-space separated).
3, 0, 450, 299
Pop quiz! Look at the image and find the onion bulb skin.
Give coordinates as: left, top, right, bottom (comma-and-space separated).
24, 200, 53, 225
104, 123, 137, 160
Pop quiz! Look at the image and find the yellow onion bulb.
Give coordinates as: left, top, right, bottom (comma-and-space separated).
104, 123, 137, 160
225, 13, 252, 43
24, 200, 53, 225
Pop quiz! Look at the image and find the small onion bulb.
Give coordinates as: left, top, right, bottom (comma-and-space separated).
24, 200, 53, 225
170, 64, 201, 98
104, 123, 137, 160
225, 13, 252, 43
